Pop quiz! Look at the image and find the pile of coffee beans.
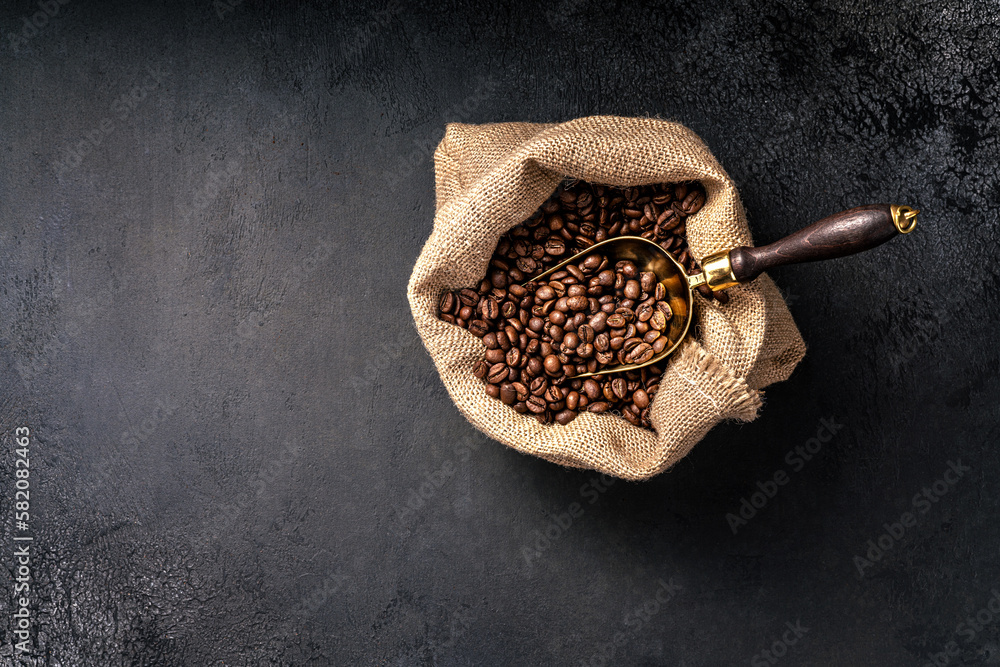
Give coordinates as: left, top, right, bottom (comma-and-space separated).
437, 180, 714, 429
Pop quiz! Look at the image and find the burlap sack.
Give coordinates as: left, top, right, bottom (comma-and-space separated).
407, 116, 806, 481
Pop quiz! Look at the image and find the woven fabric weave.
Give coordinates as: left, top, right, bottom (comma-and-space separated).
407, 116, 806, 480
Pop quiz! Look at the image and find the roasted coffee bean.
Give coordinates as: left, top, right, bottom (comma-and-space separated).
544, 238, 566, 256
623, 280, 641, 300
565, 391, 580, 411
649, 310, 668, 332
626, 342, 654, 365
509, 283, 528, 298
490, 270, 508, 289
596, 269, 615, 287
611, 377, 628, 400
484, 348, 506, 364
469, 319, 490, 337
633, 388, 650, 409
439, 291, 457, 314
458, 288, 480, 307
640, 271, 656, 293
577, 324, 595, 344
588, 401, 611, 413
473, 359, 489, 379
499, 382, 517, 405
555, 409, 577, 425
485, 383, 500, 399
526, 395, 547, 413
512, 381, 529, 402
487, 363, 509, 384
566, 295, 588, 311
544, 354, 562, 376
622, 336, 641, 352
652, 336, 669, 354
581, 254, 602, 272
682, 190, 705, 214
496, 330, 511, 350
479, 297, 500, 320
566, 264, 585, 282
581, 378, 601, 400
636, 303, 653, 322
458, 305, 473, 321
606, 314, 627, 328
536, 285, 556, 301
506, 347, 522, 367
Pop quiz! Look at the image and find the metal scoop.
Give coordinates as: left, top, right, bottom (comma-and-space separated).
528, 204, 918, 378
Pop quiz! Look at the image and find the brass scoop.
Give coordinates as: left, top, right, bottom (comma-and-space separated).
527, 204, 918, 378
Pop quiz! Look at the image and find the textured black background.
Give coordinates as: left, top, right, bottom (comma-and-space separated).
1, 0, 998, 664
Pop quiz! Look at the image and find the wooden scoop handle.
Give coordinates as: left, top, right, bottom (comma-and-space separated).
729, 204, 918, 283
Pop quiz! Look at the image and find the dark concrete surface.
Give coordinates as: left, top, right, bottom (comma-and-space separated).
0, 0, 998, 664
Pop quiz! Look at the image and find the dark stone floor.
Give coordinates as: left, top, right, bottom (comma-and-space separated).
1, 0, 998, 664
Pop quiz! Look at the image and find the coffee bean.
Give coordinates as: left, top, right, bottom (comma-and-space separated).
566, 295, 588, 311
543, 354, 562, 376
500, 382, 517, 405
506, 347, 522, 367
611, 377, 627, 400
633, 388, 650, 409
485, 348, 506, 364
458, 288, 480, 307
606, 314, 627, 328
649, 310, 668, 332
479, 297, 499, 320
581, 254, 602, 271
526, 395, 547, 413
485, 384, 500, 399
439, 291, 457, 315
469, 319, 490, 337
473, 360, 489, 379
636, 303, 653, 322
536, 285, 556, 301
587, 401, 611, 413
563, 391, 578, 411
555, 409, 577, 425
627, 342, 654, 365
487, 363, 509, 384
544, 238, 566, 256
682, 190, 705, 214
